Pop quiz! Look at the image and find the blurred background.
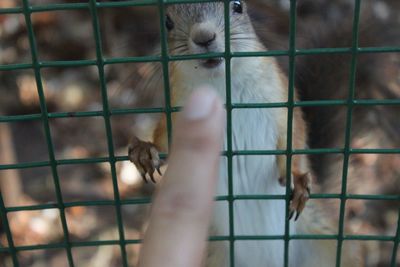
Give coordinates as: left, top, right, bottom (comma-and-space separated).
0, 0, 399, 266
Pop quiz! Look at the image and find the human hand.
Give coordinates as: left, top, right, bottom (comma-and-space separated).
138, 87, 225, 267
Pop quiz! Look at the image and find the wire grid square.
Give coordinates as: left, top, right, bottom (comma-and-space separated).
0, 0, 399, 267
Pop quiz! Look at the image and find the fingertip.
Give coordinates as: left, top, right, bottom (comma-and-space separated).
172, 86, 224, 154
182, 86, 222, 121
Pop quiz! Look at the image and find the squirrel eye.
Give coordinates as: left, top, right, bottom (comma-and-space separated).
166, 15, 174, 31
232, 0, 243, 14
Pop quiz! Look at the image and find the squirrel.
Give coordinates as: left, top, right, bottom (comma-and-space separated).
128, 1, 363, 266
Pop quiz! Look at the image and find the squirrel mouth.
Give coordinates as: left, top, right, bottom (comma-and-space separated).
201, 58, 223, 69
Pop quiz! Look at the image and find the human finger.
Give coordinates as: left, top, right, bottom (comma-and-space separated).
138, 87, 224, 267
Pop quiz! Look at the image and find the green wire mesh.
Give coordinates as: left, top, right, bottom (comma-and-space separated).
0, 0, 399, 267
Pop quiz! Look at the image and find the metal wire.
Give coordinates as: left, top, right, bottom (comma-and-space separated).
0, 0, 399, 266
335, 1, 361, 266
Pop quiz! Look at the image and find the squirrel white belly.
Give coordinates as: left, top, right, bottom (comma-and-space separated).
128, 1, 363, 266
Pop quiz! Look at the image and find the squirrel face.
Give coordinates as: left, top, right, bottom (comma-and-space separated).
165, 1, 258, 71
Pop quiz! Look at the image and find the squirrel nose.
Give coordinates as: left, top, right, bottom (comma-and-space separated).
191, 23, 216, 48
193, 32, 216, 47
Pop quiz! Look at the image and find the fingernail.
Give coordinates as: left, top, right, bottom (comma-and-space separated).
184, 87, 218, 120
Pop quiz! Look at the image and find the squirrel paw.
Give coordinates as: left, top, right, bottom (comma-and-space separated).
128, 140, 162, 183
283, 172, 311, 221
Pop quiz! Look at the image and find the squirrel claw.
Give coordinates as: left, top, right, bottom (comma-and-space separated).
288, 210, 295, 220
149, 171, 157, 183
287, 210, 302, 221
288, 172, 312, 221
294, 211, 301, 221
141, 173, 148, 183
128, 139, 161, 184
156, 166, 162, 176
